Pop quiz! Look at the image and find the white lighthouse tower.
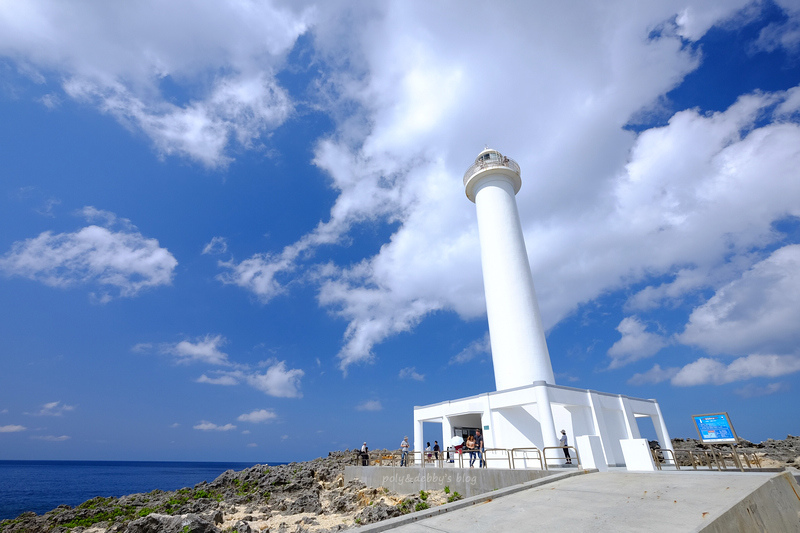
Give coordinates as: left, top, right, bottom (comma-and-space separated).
411, 148, 674, 469
463, 148, 555, 390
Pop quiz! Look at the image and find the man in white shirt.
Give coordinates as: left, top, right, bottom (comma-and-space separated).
400, 436, 410, 466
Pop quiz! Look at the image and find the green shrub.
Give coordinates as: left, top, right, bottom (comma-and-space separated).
447, 491, 463, 503
419, 490, 428, 500
443, 486, 450, 494
415, 502, 430, 512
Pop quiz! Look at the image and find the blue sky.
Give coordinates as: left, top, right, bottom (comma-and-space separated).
1, 0, 800, 462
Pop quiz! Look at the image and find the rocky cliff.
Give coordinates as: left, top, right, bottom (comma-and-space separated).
2, 437, 798, 533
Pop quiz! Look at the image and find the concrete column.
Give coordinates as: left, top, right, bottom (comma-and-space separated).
534, 382, 560, 450
653, 403, 674, 465
618, 396, 640, 439
588, 391, 614, 466
414, 418, 424, 458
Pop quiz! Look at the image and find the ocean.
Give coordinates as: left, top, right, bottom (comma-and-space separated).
0, 460, 281, 521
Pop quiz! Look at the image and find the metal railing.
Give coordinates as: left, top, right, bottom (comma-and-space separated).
542, 446, 581, 470
462, 157, 521, 186
652, 448, 679, 470
481, 448, 512, 469
665, 448, 764, 472
357, 445, 766, 472
510, 447, 544, 470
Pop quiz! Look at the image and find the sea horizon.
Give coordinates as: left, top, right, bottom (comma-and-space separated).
0, 459, 288, 521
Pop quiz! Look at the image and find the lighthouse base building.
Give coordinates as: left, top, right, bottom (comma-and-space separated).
413, 381, 672, 468
413, 149, 673, 469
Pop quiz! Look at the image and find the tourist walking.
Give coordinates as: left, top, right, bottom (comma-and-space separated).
400, 436, 410, 466
560, 429, 572, 464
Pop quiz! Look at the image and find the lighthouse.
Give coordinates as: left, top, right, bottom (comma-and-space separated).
410, 149, 674, 469
463, 148, 555, 390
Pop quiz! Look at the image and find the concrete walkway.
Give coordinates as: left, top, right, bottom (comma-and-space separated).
357, 470, 800, 532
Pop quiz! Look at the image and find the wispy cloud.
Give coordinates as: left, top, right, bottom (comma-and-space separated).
356, 400, 382, 412
202, 237, 228, 255
607, 316, 668, 369
0, 208, 176, 301
163, 335, 230, 366
237, 409, 277, 423
197, 360, 304, 398
193, 420, 236, 431
196, 374, 239, 386
398, 367, 424, 381
450, 335, 490, 365
734, 382, 788, 398
0, 425, 26, 433
30, 401, 75, 417
32, 435, 70, 442
630, 355, 800, 387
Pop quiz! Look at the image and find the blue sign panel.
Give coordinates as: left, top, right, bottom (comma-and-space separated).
692, 413, 738, 443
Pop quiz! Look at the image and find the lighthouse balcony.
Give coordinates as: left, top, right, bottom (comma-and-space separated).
462, 153, 520, 186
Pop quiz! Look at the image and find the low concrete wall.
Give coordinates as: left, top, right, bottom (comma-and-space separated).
344, 466, 559, 498
701, 471, 800, 532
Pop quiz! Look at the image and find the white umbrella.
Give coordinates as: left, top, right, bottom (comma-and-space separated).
450, 436, 463, 446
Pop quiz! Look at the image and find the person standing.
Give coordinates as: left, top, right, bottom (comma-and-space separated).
360, 442, 369, 466
433, 440, 440, 461
560, 429, 572, 464
475, 429, 485, 468
400, 436, 410, 466
466, 435, 478, 467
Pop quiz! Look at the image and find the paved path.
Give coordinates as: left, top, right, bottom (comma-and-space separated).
359, 470, 796, 532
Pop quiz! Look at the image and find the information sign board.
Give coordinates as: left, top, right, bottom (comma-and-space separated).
692, 412, 738, 444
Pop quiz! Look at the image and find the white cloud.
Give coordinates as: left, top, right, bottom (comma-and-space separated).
237, 409, 277, 423
193, 420, 236, 431
196, 373, 239, 386
450, 335, 490, 365
32, 401, 75, 417
32, 435, 70, 442
8, 2, 798, 378
211, 1, 800, 374
0, 425, 26, 433
245, 361, 304, 398
752, 0, 800, 54
198, 360, 304, 398
164, 334, 230, 366
398, 367, 424, 381
607, 316, 668, 368
0, 1, 313, 167
671, 355, 800, 386
356, 400, 382, 412
678, 245, 800, 356
734, 382, 788, 398
628, 364, 680, 386
0, 209, 177, 300
202, 237, 228, 255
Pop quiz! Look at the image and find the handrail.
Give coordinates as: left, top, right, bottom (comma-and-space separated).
542, 446, 580, 470
462, 157, 521, 186
355, 445, 763, 472
510, 447, 544, 470
481, 448, 511, 469
651, 448, 679, 470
